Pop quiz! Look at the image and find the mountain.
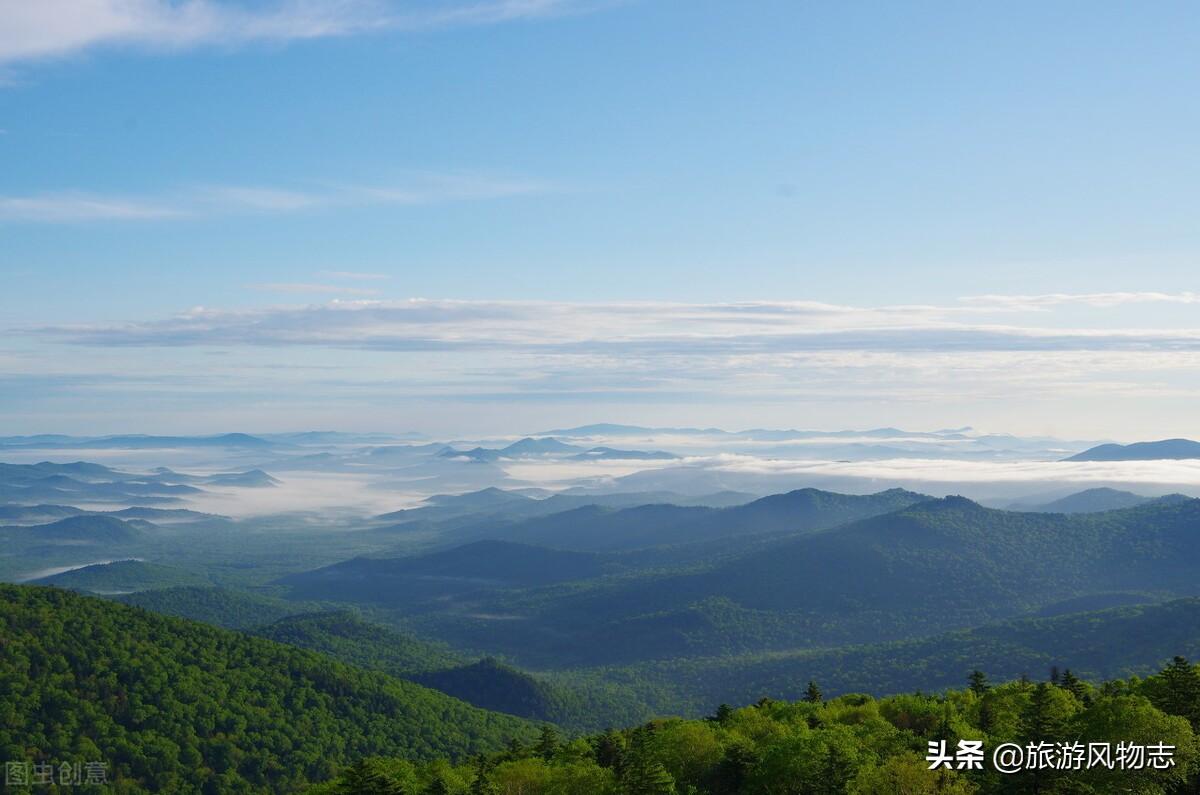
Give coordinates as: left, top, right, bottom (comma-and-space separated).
1026, 487, 1152, 513
118, 586, 303, 630
438, 446, 502, 463
605, 596, 1200, 713
253, 610, 460, 676
569, 447, 678, 460
0, 584, 534, 792
78, 432, 277, 449
406, 496, 1200, 667
0, 462, 205, 504
279, 540, 613, 604
499, 437, 583, 456
203, 469, 281, 487
30, 559, 207, 593
0, 504, 84, 524
410, 658, 574, 722
251, 611, 649, 730
1066, 438, 1200, 461
4, 514, 144, 545
103, 506, 224, 523
443, 486, 932, 552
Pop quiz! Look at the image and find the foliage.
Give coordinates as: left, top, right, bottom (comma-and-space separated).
0, 584, 535, 793
320, 659, 1200, 794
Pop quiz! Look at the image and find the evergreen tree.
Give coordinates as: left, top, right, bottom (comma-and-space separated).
804, 681, 823, 703
339, 760, 405, 795
967, 669, 990, 696
423, 776, 450, 795
535, 724, 560, 761
1157, 655, 1200, 727
469, 756, 498, 795
708, 704, 734, 724
1057, 668, 1085, 701
594, 729, 627, 773
1049, 665, 1061, 685
705, 744, 759, 795
621, 756, 676, 795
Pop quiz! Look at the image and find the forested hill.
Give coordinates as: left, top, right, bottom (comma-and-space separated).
505, 495, 1200, 664
0, 584, 535, 793
314, 659, 1200, 795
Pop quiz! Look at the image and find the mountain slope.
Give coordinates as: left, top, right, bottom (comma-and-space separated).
443, 486, 932, 552
1066, 438, 1200, 461
118, 586, 302, 630
1027, 487, 1152, 513
598, 596, 1200, 713
0, 584, 534, 793
279, 540, 612, 604
411, 496, 1200, 666
31, 559, 207, 593
253, 610, 461, 675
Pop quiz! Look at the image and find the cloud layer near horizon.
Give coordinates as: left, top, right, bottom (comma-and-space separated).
8, 294, 1200, 437
27, 297, 1200, 354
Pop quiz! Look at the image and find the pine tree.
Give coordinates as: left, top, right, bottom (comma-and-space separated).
502, 736, 526, 761
708, 704, 734, 724
339, 760, 405, 795
535, 724, 560, 761
423, 776, 450, 795
804, 681, 822, 703
1157, 655, 1200, 727
1021, 682, 1063, 741
621, 756, 676, 795
1049, 665, 1060, 685
594, 729, 627, 773
1057, 668, 1085, 701
968, 669, 990, 696
469, 756, 498, 795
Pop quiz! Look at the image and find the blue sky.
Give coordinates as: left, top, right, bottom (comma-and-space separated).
2, 0, 1200, 438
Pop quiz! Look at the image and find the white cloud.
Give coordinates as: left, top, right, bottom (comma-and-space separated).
26, 298, 1200, 358
0, 192, 184, 221
0, 175, 550, 223
0, 0, 599, 65
961, 291, 1200, 311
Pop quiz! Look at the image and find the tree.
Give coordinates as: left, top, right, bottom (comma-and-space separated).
621, 756, 675, 795
967, 670, 989, 696
1057, 668, 1085, 702
423, 775, 450, 795
339, 760, 405, 795
1155, 655, 1200, 727
535, 725, 561, 761
594, 729, 626, 773
469, 756, 498, 795
804, 681, 823, 703
708, 704, 734, 725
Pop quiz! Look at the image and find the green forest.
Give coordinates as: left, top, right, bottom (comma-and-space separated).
317, 659, 1200, 794
0, 585, 534, 793
4, 583, 1200, 793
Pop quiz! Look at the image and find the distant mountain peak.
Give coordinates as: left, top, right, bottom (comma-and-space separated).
1065, 438, 1200, 461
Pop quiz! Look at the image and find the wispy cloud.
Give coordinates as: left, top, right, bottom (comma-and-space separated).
16, 297, 1200, 436
961, 291, 1200, 311
27, 298, 1200, 355
0, 174, 551, 223
0, 0, 604, 66
0, 192, 185, 222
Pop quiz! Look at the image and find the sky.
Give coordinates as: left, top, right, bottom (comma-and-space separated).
2, 0, 1200, 439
